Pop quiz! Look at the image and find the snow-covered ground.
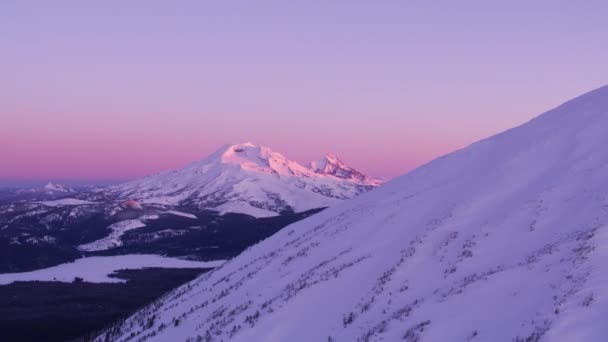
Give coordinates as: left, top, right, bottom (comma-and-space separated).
0, 255, 225, 284
102, 143, 382, 217
77, 219, 147, 251
165, 210, 198, 219
94, 86, 608, 342
35, 198, 98, 207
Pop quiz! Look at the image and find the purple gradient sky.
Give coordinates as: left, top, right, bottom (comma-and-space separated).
2, 1, 608, 183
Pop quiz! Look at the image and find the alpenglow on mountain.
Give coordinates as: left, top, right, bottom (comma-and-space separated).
94, 86, 608, 342
99, 143, 382, 217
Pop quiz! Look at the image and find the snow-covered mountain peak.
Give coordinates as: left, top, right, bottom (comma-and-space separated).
311, 153, 381, 185
42, 182, 71, 193
102, 143, 382, 217
311, 153, 346, 171
205, 142, 310, 176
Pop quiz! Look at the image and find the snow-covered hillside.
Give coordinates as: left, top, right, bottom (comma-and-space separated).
95, 86, 608, 342
101, 143, 382, 217
77, 219, 148, 251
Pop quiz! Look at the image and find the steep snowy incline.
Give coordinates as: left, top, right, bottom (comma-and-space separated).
311, 153, 383, 185
101, 143, 382, 217
95, 85, 608, 342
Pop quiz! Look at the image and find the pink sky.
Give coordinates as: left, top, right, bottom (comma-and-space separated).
2, 2, 607, 182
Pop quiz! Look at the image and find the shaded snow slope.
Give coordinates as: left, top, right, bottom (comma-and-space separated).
311, 153, 378, 184
97, 86, 608, 342
102, 143, 382, 217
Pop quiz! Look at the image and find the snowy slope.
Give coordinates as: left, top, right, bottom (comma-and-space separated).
311, 153, 379, 184
102, 143, 382, 217
95, 86, 608, 342
77, 219, 148, 251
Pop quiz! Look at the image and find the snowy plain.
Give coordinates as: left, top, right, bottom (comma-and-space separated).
165, 210, 198, 219
0, 255, 225, 285
34, 198, 98, 207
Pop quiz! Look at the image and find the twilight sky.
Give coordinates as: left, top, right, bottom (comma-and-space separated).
1, 1, 607, 183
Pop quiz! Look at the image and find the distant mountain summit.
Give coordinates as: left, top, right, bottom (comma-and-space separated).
311, 153, 382, 185
42, 182, 72, 193
101, 143, 382, 217
14, 181, 74, 195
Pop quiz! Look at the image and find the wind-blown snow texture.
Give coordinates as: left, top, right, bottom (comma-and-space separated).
102, 143, 382, 218
96, 86, 608, 342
